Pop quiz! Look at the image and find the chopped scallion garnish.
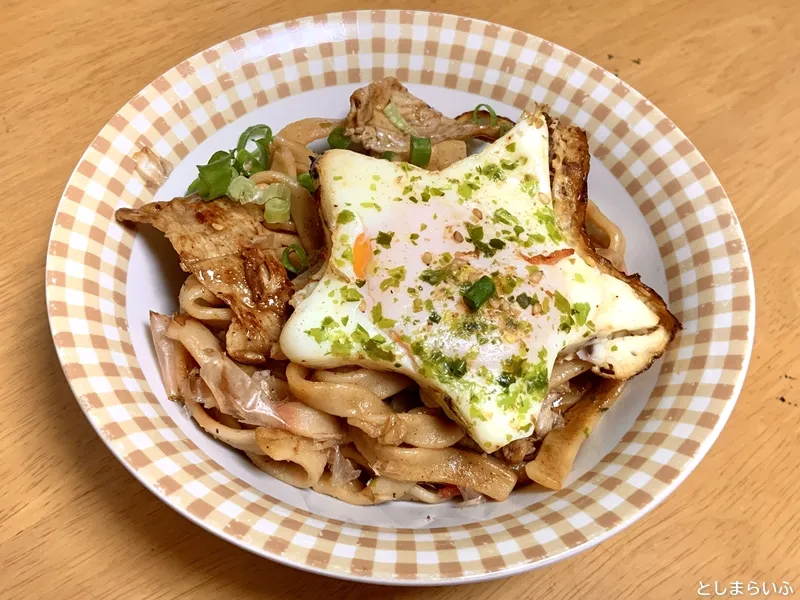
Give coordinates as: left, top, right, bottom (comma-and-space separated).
382, 103, 415, 134
327, 126, 351, 149
410, 136, 431, 168
472, 103, 498, 126
297, 171, 315, 195
227, 175, 263, 204
462, 276, 495, 311
262, 184, 292, 223
197, 156, 237, 200
281, 244, 308, 274
234, 125, 272, 176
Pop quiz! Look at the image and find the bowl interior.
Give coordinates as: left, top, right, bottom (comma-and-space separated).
127, 84, 668, 528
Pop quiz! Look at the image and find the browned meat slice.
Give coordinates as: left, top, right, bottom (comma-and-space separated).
344, 77, 514, 156
116, 197, 291, 364
544, 110, 681, 376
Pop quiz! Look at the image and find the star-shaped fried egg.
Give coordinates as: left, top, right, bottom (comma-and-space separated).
280, 114, 668, 451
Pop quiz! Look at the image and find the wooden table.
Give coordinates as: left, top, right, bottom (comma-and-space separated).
2, 0, 797, 598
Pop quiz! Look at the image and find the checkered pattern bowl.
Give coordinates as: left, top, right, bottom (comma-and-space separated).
46, 11, 754, 584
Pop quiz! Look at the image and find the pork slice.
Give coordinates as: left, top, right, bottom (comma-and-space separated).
116, 197, 291, 364
344, 77, 514, 155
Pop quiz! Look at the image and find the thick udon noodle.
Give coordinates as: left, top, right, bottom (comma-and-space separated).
154, 120, 629, 504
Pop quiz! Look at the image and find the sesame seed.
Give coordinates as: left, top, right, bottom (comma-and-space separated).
472, 208, 483, 220
422, 252, 433, 265
452, 231, 464, 242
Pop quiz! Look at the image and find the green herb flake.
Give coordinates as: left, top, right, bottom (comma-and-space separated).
379, 266, 406, 291
493, 208, 519, 226
360, 202, 382, 212
535, 207, 564, 243
520, 174, 539, 197
505, 142, 516, 152
370, 302, 397, 328
337, 210, 355, 225
553, 291, 571, 314
470, 405, 488, 421
362, 337, 396, 362
611, 344, 619, 352
500, 158, 518, 171
457, 181, 473, 200
420, 269, 448, 285
340, 287, 363, 302
572, 302, 591, 326
575, 273, 585, 283
352, 324, 370, 344
477, 163, 505, 182
409, 233, 420, 245
375, 231, 394, 248
333, 175, 343, 181
466, 223, 484, 242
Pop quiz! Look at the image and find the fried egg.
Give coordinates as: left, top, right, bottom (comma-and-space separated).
280, 114, 663, 451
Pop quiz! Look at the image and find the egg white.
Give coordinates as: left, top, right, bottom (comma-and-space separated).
280, 115, 659, 451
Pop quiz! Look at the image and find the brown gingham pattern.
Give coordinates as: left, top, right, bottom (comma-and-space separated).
45, 11, 754, 583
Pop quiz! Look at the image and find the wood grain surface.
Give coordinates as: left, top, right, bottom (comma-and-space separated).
1, 0, 798, 598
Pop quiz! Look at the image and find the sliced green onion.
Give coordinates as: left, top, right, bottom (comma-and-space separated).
281, 244, 308, 274
188, 151, 232, 197
227, 175, 260, 203
472, 103, 498, 126
297, 172, 316, 195
462, 275, 495, 311
197, 159, 237, 200
237, 125, 272, 152
381, 151, 396, 161
208, 150, 233, 163
262, 183, 292, 222
409, 136, 431, 168
383, 103, 415, 134
327, 126, 351, 149
262, 182, 291, 202
234, 125, 272, 175
187, 177, 207, 196
264, 196, 291, 223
